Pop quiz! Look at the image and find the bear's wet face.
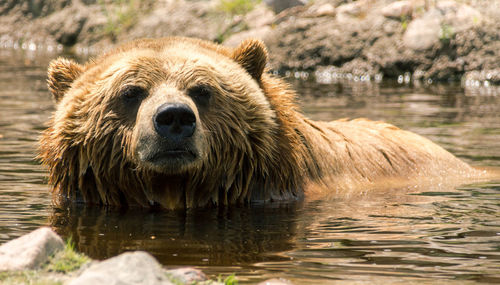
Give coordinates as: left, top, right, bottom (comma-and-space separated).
41, 37, 284, 208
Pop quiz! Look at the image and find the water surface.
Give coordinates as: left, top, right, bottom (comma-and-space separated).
0, 50, 499, 284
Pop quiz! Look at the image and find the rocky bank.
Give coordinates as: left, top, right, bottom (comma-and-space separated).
0, 227, 291, 284
0, 0, 499, 83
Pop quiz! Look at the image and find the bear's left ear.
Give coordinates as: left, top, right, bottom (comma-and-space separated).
47, 57, 84, 102
232, 39, 268, 80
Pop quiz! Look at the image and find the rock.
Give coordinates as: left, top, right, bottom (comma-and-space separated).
403, 9, 442, 50
309, 3, 335, 17
436, 0, 459, 14
244, 3, 275, 29
336, 1, 364, 17
69, 251, 173, 285
264, 0, 306, 13
123, 0, 226, 42
0, 227, 64, 271
166, 267, 207, 284
258, 278, 294, 285
45, 5, 88, 46
448, 4, 482, 32
381, 1, 413, 19
223, 26, 273, 47
335, 0, 367, 23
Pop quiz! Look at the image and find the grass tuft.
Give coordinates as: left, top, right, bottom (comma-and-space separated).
217, 0, 260, 16
45, 237, 90, 273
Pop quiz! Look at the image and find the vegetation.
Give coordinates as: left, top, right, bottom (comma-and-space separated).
400, 15, 409, 30
45, 238, 90, 273
217, 0, 260, 16
99, 0, 153, 41
0, 238, 88, 285
221, 274, 238, 285
0, 270, 62, 285
439, 23, 455, 43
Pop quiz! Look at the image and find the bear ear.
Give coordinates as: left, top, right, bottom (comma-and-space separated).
47, 57, 83, 102
232, 39, 268, 80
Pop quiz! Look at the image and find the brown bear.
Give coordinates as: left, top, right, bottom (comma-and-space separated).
39, 37, 489, 210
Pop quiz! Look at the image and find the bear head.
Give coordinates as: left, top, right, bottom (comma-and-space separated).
40, 38, 306, 209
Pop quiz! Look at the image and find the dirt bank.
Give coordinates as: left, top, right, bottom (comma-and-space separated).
1, 0, 499, 83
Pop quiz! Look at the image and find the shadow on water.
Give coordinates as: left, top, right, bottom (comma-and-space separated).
49, 202, 301, 266
1, 49, 500, 283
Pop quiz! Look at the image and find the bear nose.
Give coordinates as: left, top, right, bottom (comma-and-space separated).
154, 103, 196, 140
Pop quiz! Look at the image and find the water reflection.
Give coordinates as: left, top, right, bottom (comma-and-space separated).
0, 50, 499, 284
50, 203, 300, 266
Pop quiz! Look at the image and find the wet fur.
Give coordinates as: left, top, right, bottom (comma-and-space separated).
40, 37, 486, 210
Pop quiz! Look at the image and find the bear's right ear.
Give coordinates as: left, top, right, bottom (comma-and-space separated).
47, 58, 83, 102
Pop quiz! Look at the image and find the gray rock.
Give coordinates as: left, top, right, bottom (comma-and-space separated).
123, 0, 226, 42
223, 26, 273, 47
403, 9, 442, 50
0, 227, 64, 271
70, 251, 173, 285
166, 267, 207, 284
264, 0, 306, 13
312, 3, 335, 17
335, 1, 367, 23
336, 1, 364, 16
381, 0, 413, 19
443, 2, 482, 32
46, 4, 89, 46
244, 3, 275, 29
258, 277, 294, 284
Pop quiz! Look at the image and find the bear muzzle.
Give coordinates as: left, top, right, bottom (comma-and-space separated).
154, 103, 196, 141
133, 102, 200, 172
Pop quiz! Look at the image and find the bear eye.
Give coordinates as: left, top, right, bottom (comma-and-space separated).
119, 85, 147, 102
187, 85, 212, 107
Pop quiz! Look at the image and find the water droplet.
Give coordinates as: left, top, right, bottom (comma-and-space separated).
404, 72, 411, 83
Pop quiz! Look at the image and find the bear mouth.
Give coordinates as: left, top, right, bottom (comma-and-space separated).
142, 148, 198, 172
149, 149, 196, 162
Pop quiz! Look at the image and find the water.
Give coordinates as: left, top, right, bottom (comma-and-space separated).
0, 50, 499, 284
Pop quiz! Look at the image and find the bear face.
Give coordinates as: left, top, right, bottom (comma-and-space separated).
41, 38, 305, 209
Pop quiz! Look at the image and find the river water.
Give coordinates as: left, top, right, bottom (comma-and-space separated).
0, 50, 499, 284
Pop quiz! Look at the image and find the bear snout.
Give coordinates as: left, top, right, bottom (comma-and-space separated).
153, 103, 196, 141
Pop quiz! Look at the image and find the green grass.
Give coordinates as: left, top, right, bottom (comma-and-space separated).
439, 23, 455, 43
98, 0, 153, 41
0, 269, 62, 285
217, 0, 260, 16
45, 237, 90, 273
222, 274, 238, 285
400, 15, 409, 30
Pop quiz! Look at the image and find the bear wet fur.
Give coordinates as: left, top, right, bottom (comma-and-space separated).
39, 37, 484, 209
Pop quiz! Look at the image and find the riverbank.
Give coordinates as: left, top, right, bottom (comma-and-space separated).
0, 227, 290, 285
0, 0, 499, 84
